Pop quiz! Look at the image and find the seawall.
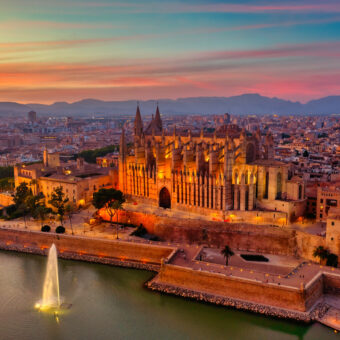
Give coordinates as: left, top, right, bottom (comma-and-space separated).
0, 226, 336, 324
0, 227, 175, 271
148, 263, 330, 322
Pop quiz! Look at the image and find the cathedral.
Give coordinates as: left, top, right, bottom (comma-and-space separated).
119, 106, 306, 223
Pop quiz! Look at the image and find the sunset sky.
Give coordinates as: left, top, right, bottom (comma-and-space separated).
1, 0, 340, 104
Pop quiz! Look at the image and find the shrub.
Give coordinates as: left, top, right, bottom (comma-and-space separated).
6, 210, 24, 220
41, 225, 51, 232
149, 235, 160, 241
5, 204, 17, 216
56, 226, 65, 234
131, 224, 147, 237
326, 253, 338, 268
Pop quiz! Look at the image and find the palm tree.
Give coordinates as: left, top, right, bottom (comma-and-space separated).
313, 246, 329, 264
221, 245, 234, 266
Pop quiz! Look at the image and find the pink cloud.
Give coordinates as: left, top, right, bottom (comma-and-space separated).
0, 20, 121, 30
1, 41, 340, 103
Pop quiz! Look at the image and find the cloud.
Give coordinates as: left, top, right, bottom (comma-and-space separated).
0, 20, 122, 30
76, 1, 340, 14
1, 40, 340, 103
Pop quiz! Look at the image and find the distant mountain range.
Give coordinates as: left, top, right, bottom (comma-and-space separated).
1, 94, 340, 117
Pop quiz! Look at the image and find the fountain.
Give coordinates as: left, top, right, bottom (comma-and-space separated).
35, 244, 60, 310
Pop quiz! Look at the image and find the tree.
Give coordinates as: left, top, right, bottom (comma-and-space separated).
93, 188, 125, 239
26, 193, 44, 216
12, 182, 32, 228
34, 205, 51, 227
77, 145, 117, 164
27, 193, 50, 227
65, 203, 75, 235
303, 150, 309, 158
313, 246, 329, 264
48, 186, 69, 226
326, 253, 338, 268
221, 245, 234, 266
13, 182, 30, 207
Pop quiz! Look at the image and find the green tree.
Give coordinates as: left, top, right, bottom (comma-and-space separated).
26, 193, 45, 217
0, 166, 14, 179
313, 246, 329, 264
221, 245, 234, 266
13, 182, 30, 207
0, 177, 14, 191
77, 145, 118, 164
93, 188, 125, 239
12, 182, 32, 228
48, 186, 69, 226
326, 253, 338, 268
34, 205, 51, 227
303, 150, 309, 158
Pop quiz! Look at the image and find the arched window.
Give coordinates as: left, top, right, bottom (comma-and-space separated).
264, 172, 269, 199
276, 173, 282, 199
255, 172, 258, 198
299, 185, 303, 200
234, 171, 238, 185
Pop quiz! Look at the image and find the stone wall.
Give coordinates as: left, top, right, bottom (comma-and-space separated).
304, 274, 324, 310
113, 210, 298, 255
0, 227, 174, 266
295, 231, 326, 261
256, 198, 306, 222
323, 273, 340, 294
157, 264, 308, 311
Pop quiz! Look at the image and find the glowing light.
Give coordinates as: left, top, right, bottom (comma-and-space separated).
78, 199, 85, 206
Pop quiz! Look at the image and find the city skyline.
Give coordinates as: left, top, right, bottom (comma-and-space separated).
1, 0, 340, 104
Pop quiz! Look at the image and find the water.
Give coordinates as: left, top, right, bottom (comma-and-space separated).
0, 250, 337, 340
39, 244, 60, 309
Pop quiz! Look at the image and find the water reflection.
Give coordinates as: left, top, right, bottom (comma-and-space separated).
0, 250, 337, 340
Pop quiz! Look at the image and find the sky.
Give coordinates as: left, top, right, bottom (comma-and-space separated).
1, 0, 340, 104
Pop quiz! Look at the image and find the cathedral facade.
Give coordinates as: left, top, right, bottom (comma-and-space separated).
119, 106, 306, 223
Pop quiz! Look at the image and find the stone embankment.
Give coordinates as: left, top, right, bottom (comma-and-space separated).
0, 241, 160, 271
147, 280, 330, 322
0, 227, 336, 326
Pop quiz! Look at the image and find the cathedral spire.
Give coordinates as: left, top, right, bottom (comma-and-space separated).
154, 103, 162, 131
134, 103, 143, 137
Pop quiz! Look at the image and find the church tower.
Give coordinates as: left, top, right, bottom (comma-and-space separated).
154, 104, 162, 132
134, 104, 143, 137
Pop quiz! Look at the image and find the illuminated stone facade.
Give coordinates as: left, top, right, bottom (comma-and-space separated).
316, 184, 340, 222
119, 106, 306, 223
14, 150, 116, 207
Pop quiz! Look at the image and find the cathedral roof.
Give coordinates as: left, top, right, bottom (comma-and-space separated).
250, 159, 287, 167
145, 105, 163, 134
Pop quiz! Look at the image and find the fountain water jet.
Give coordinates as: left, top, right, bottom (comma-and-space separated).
36, 244, 60, 310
